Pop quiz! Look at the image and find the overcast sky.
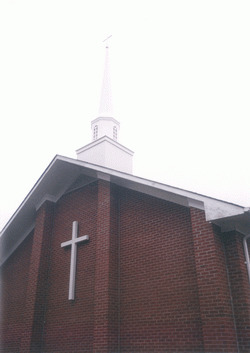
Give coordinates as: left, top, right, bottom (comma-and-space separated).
1, 1, 250, 230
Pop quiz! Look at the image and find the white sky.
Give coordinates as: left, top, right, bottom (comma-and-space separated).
1, 0, 250, 230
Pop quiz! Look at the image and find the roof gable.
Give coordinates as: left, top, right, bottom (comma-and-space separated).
1, 155, 249, 266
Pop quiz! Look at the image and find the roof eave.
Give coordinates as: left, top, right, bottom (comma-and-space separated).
0, 155, 248, 266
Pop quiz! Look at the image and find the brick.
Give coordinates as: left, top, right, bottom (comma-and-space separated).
1, 183, 250, 352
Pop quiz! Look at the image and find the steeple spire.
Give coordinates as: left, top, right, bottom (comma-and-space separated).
91, 40, 120, 142
98, 38, 113, 118
76, 38, 134, 174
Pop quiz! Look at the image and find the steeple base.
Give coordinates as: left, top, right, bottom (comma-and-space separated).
76, 136, 134, 174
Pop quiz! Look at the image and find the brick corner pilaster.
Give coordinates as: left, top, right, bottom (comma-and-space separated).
93, 180, 119, 353
20, 201, 54, 352
190, 207, 238, 352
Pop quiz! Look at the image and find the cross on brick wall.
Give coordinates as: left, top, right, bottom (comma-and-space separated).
61, 221, 89, 300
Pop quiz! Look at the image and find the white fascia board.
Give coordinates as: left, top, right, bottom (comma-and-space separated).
1, 154, 247, 267
58, 155, 245, 220
0, 155, 81, 239
0, 222, 35, 266
0, 155, 59, 236
1, 154, 245, 240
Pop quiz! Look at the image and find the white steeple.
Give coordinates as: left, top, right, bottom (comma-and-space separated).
91, 44, 120, 142
98, 44, 113, 118
76, 41, 133, 174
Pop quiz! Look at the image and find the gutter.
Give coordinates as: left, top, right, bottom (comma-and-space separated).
243, 234, 250, 284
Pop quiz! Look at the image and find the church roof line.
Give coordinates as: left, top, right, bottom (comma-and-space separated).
1, 154, 249, 266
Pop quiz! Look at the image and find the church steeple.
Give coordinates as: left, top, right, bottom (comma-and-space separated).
98, 44, 113, 118
76, 41, 133, 174
91, 43, 120, 142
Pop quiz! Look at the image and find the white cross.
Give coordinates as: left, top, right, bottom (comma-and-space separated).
61, 221, 89, 300
103, 34, 112, 47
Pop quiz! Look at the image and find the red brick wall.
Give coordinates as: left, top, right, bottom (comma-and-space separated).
224, 231, 250, 351
2, 180, 249, 353
119, 189, 203, 352
93, 181, 119, 353
42, 182, 98, 353
42, 181, 119, 353
107, 184, 119, 351
190, 208, 238, 353
20, 201, 55, 352
0, 181, 119, 353
0, 231, 33, 352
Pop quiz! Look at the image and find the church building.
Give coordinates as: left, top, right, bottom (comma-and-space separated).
1, 45, 250, 353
